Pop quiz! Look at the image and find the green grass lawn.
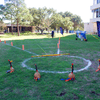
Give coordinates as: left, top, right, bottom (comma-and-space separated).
0, 33, 100, 100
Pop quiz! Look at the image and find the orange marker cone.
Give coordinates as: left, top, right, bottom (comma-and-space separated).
4, 40, 6, 44
59, 40, 60, 44
22, 45, 24, 50
59, 37, 60, 44
59, 37, 60, 41
11, 42, 13, 46
57, 43, 59, 49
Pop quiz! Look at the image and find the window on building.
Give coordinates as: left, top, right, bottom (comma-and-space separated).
99, 8, 100, 17
96, 11, 98, 18
95, 9, 99, 18
97, 0, 100, 4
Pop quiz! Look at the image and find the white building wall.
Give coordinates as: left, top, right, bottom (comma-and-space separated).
93, 22, 97, 32
84, 19, 97, 33
90, 3, 100, 10
84, 0, 98, 33
84, 23, 93, 33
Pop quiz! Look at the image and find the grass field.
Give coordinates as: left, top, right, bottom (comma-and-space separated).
0, 33, 100, 100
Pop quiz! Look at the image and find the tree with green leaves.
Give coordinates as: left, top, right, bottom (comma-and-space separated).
51, 13, 63, 32
29, 7, 45, 34
3, 3, 16, 35
15, 0, 33, 36
71, 15, 82, 30
77, 22, 84, 31
0, 20, 6, 32
29, 7, 56, 34
50, 14, 73, 33
59, 11, 73, 18
0, 4, 5, 21
63, 11, 73, 18
62, 17, 74, 33
4, 0, 33, 36
44, 8, 56, 33
0, 4, 6, 33
59, 11, 83, 31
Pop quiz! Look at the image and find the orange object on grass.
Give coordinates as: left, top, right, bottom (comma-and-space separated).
57, 43, 59, 49
59, 37, 60, 40
11, 42, 13, 46
22, 45, 24, 50
59, 40, 60, 44
96, 69, 100, 72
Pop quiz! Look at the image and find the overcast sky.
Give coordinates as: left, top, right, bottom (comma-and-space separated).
0, 0, 93, 23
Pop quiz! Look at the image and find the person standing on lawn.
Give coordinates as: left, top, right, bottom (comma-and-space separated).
51, 30, 54, 38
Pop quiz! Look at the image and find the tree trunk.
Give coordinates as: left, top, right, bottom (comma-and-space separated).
11, 24, 13, 35
48, 28, 49, 33
31, 26, 33, 32
33, 26, 35, 33
11, 15, 13, 35
37, 29, 39, 32
66, 29, 68, 33
17, 20, 20, 36
41, 29, 43, 34
32, 26, 35, 33
57, 30, 59, 33
20, 26, 21, 33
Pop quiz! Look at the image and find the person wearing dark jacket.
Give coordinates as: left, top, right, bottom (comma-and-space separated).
51, 30, 54, 38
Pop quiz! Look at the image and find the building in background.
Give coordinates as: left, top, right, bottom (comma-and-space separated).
84, 19, 97, 34
5, 24, 35, 33
84, 0, 100, 35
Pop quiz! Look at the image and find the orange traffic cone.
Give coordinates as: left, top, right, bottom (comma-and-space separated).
4, 40, 6, 44
11, 42, 13, 46
22, 45, 24, 50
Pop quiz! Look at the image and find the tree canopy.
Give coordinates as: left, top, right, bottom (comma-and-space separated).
2, 0, 33, 36
1, 1, 84, 35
